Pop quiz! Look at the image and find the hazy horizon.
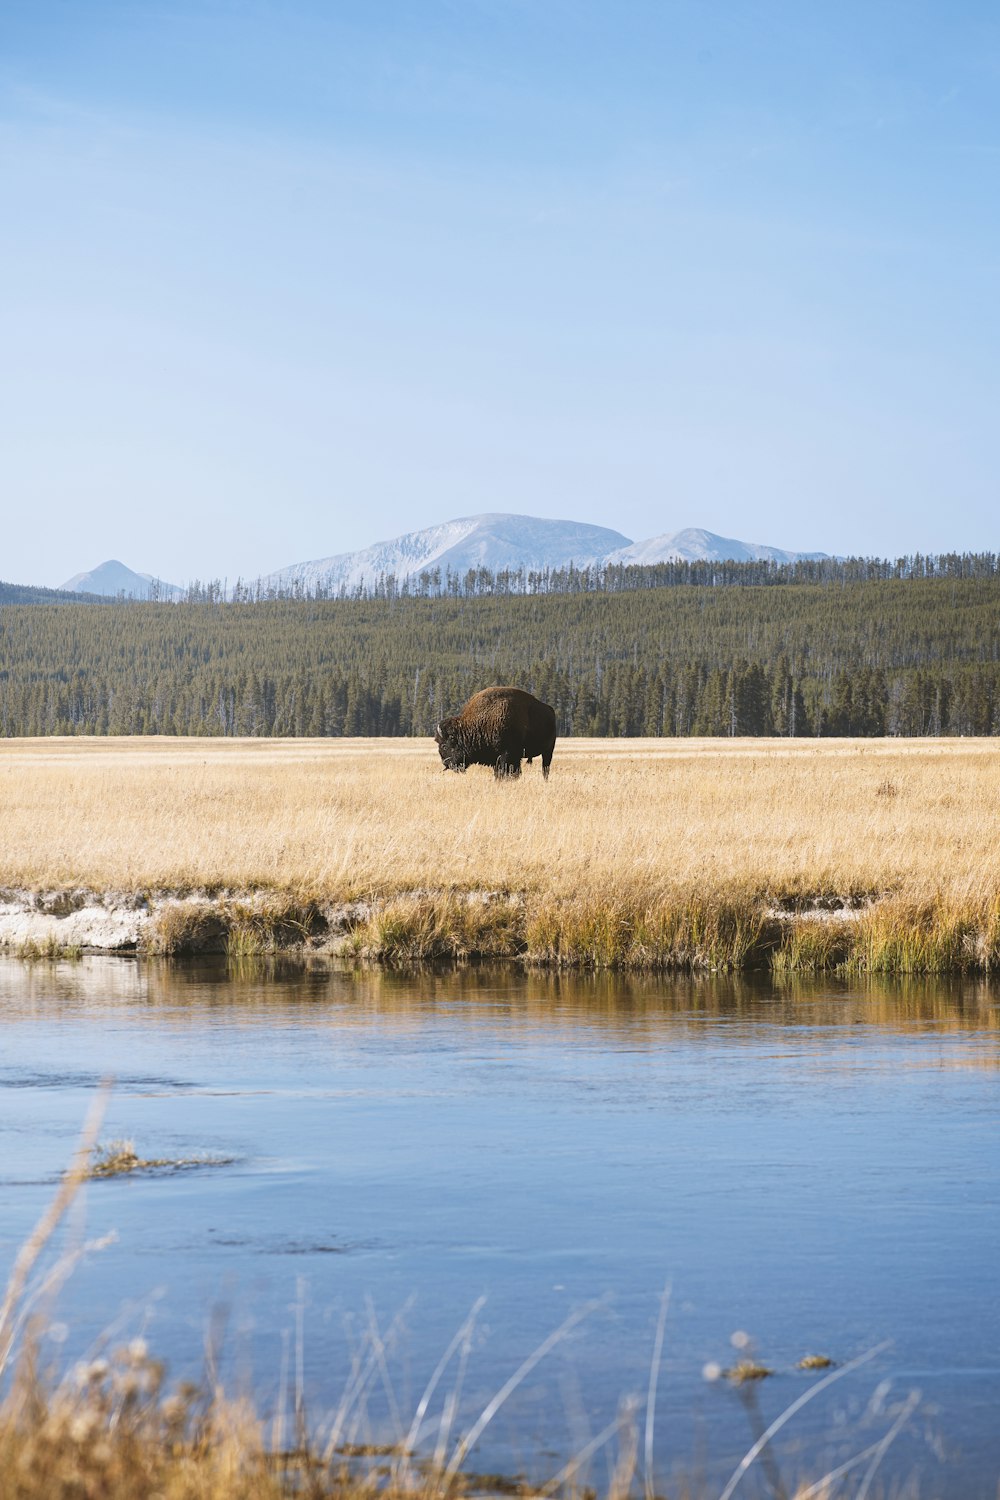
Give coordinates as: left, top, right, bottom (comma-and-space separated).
3, 1, 998, 587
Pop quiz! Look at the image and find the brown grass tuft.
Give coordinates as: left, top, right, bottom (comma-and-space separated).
353, 893, 524, 962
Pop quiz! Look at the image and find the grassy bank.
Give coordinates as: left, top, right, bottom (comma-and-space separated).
2, 736, 1000, 973
349, 885, 1000, 974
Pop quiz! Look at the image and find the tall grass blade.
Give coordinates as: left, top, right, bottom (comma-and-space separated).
716, 1342, 890, 1500
608, 1399, 640, 1500
794, 1438, 890, 1500
399, 1296, 486, 1475
541, 1410, 635, 1495
0, 1081, 108, 1378
442, 1300, 598, 1483
644, 1282, 671, 1500
319, 1303, 410, 1465
854, 1389, 920, 1500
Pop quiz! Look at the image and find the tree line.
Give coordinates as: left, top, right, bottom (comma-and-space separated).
217, 548, 1000, 602
1, 563, 999, 737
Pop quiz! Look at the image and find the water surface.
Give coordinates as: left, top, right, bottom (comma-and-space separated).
1, 959, 998, 1495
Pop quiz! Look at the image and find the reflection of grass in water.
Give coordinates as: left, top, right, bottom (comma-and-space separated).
91, 958, 1000, 1039
89, 1138, 233, 1178
0, 1098, 925, 1500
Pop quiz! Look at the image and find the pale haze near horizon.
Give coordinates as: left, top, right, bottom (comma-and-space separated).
2, 1, 998, 589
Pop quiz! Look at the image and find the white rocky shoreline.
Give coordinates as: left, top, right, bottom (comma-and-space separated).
0, 889, 372, 957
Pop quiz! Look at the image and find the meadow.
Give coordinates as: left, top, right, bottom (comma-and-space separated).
1, 735, 999, 971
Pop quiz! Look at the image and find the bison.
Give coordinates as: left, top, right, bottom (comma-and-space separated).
435, 686, 557, 780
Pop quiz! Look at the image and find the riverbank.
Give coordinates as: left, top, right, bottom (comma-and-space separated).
2, 880, 1000, 973
1, 736, 999, 972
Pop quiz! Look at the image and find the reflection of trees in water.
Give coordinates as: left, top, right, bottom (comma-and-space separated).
2, 957, 999, 1045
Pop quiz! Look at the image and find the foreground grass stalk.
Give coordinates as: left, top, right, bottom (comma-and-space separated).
643, 1283, 671, 1500
0, 1192, 921, 1500
540, 1409, 635, 1497
0, 1085, 108, 1378
396, 1298, 486, 1485
715, 1342, 890, 1500
441, 1301, 598, 1484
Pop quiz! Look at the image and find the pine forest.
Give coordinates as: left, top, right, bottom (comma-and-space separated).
1, 556, 999, 738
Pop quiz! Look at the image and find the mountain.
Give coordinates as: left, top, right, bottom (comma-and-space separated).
60, 560, 185, 600
261, 514, 827, 593
604, 526, 829, 567
261, 513, 632, 593
54, 520, 828, 604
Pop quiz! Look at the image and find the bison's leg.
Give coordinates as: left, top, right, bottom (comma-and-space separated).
541, 740, 555, 780
493, 753, 521, 779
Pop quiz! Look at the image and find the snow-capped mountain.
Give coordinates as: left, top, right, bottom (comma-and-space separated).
261, 514, 632, 593
262, 514, 826, 592
60, 560, 185, 600
56, 519, 828, 603
604, 526, 828, 567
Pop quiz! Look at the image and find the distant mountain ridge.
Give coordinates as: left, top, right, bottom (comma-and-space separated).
605, 526, 827, 568
263, 514, 633, 594
60, 560, 185, 600
56, 516, 828, 603
261, 514, 827, 593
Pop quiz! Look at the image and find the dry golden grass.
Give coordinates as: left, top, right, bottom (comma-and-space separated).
1, 735, 1000, 970
0, 1334, 877, 1500
0, 734, 997, 899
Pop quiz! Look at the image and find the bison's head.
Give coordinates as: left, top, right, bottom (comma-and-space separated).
434, 718, 467, 772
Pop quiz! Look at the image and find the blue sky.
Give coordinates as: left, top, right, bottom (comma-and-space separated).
2, 1, 998, 586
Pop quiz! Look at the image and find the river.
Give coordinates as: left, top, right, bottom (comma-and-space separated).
1, 958, 998, 1496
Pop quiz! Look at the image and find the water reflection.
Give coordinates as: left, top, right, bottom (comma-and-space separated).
4, 954, 1000, 1035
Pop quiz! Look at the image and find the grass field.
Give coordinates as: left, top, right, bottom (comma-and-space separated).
1, 735, 999, 971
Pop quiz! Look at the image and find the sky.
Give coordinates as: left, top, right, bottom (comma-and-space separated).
2, 0, 999, 587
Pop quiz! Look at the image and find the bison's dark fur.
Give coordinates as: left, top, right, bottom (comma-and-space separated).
435, 686, 557, 780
